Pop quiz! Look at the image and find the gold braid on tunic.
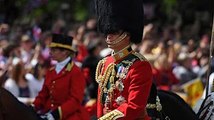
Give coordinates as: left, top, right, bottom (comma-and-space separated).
95, 58, 116, 104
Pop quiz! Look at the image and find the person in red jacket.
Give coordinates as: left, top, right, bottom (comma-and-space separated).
32, 33, 89, 120
94, 0, 153, 119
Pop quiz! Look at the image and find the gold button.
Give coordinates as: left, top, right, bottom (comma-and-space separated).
52, 81, 56, 84
51, 104, 54, 107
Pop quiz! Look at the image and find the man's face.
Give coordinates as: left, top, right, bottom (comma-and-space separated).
105, 31, 123, 49
105, 31, 131, 53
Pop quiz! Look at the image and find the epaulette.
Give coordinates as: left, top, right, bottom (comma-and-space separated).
98, 109, 124, 120
65, 61, 74, 71
132, 52, 147, 61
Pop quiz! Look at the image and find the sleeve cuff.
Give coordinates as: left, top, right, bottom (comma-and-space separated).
30, 103, 35, 108
58, 107, 62, 120
51, 107, 61, 120
98, 109, 124, 120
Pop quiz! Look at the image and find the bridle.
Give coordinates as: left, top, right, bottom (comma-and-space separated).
0, 88, 41, 120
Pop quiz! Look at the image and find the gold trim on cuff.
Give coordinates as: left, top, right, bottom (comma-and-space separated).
98, 109, 124, 120
58, 107, 62, 120
66, 61, 74, 71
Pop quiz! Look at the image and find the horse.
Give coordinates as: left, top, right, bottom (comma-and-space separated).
0, 87, 41, 120
0, 84, 198, 120
147, 84, 199, 120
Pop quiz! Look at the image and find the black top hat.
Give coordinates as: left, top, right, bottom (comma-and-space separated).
49, 33, 76, 51
95, 0, 144, 44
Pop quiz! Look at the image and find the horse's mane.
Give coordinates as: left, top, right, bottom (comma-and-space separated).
158, 90, 194, 112
158, 90, 198, 120
0, 87, 39, 120
147, 83, 198, 120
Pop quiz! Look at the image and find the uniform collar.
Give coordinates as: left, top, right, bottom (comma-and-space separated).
55, 57, 71, 74
111, 45, 133, 62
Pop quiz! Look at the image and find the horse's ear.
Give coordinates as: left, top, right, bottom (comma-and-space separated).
0, 87, 18, 100
0, 70, 7, 86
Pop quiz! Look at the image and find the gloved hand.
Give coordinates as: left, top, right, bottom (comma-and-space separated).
39, 115, 48, 120
40, 112, 55, 120
39, 108, 60, 120
28, 104, 43, 116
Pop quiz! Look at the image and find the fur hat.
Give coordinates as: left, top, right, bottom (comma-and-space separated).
95, 0, 144, 44
49, 33, 76, 51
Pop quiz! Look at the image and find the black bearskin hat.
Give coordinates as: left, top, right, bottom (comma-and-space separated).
95, 0, 144, 44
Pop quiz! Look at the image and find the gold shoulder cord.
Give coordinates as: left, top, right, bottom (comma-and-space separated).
95, 59, 106, 83
95, 58, 116, 104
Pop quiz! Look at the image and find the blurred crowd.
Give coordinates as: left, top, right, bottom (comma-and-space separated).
0, 6, 213, 119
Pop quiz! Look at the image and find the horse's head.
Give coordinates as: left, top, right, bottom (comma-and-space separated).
146, 84, 198, 120
0, 87, 40, 120
158, 90, 198, 120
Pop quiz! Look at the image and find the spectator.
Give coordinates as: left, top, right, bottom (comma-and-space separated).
32, 33, 89, 120
173, 52, 197, 85
4, 59, 34, 98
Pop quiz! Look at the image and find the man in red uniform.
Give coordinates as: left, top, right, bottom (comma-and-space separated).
94, 0, 153, 119
32, 33, 89, 120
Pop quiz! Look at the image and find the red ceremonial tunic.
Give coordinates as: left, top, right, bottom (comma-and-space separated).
33, 61, 89, 120
96, 47, 152, 120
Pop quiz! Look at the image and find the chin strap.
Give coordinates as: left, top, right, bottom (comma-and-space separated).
108, 32, 128, 45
